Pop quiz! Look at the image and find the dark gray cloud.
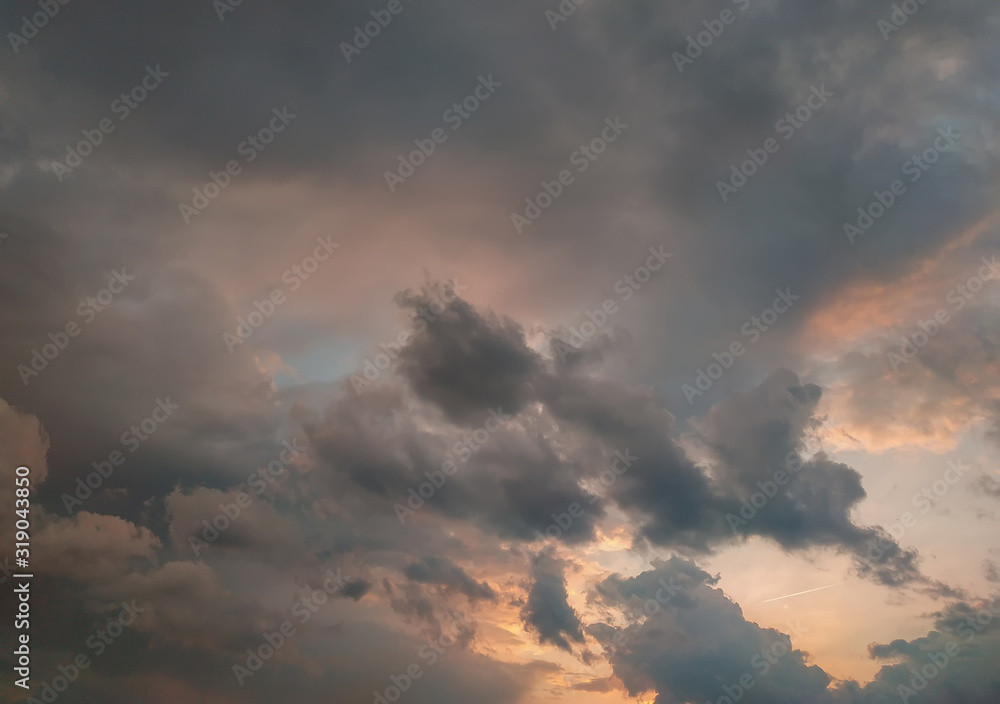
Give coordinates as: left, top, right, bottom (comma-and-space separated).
973, 474, 1000, 499
591, 558, 833, 704
404, 556, 497, 602
593, 559, 1000, 704
394, 283, 540, 424
296, 289, 945, 592
843, 594, 1000, 704
521, 550, 585, 652
985, 560, 1000, 584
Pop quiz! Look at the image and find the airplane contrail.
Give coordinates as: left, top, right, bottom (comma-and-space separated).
762, 583, 839, 603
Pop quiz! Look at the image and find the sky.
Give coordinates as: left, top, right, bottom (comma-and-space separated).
1, 0, 999, 703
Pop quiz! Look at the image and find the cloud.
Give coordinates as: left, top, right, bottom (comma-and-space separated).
404, 556, 497, 602
592, 558, 833, 704
0, 396, 50, 482
394, 283, 540, 425
33, 510, 160, 583
521, 550, 585, 652
842, 593, 1000, 704
593, 559, 1000, 704
0, 396, 50, 545
2, 0, 999, 700
296, 288, 948, 592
